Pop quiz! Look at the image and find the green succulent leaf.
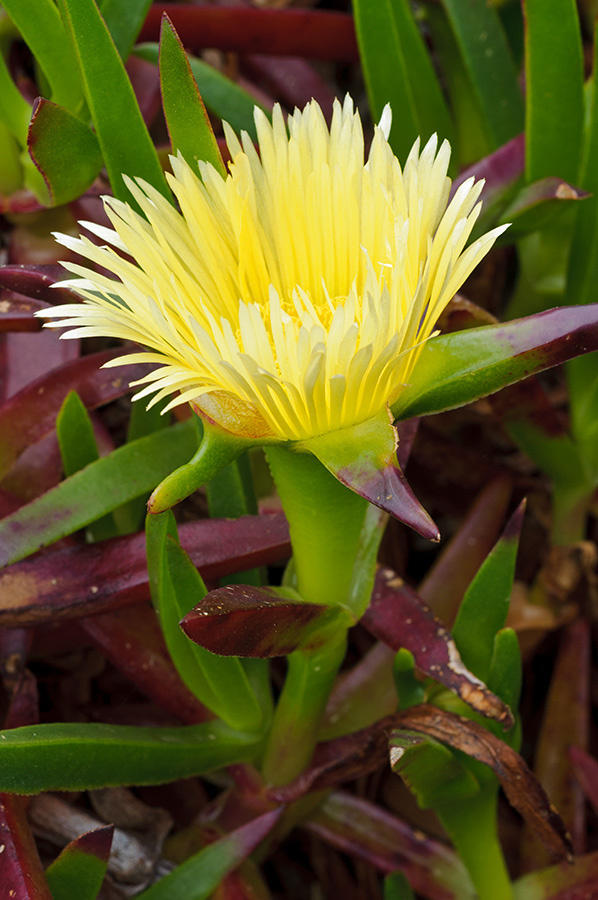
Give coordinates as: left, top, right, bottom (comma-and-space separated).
353, 0, 454, 160
0, 720, 262, 793
145, 511, 264, 732
45, 826, 113, 900
0, 420, 198, 568
99, 0, 152, 60
27, 100, 102, 206
56, 0, 170, 207
392, 305, 598, 421
158, 15, 225, 177
524, 0, 584, 184
136, 810, 282, 900
2, 0, 83, 112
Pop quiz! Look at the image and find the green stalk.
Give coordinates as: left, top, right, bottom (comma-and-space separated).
264, 445, 372, 610
261, 446, 382, 784
438, 787, 513, 900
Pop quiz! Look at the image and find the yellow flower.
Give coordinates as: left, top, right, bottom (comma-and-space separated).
40, 97, 505, 442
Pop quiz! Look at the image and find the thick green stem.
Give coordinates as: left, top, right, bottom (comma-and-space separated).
261, 635, 347, 786
265, 445, 372, 610
438, 787, 513, 900
262, 446, 383, 784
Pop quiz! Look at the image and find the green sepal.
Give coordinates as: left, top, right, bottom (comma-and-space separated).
498, 177, 588, 240
299, 408, 439, 542
148, 417, 257, 513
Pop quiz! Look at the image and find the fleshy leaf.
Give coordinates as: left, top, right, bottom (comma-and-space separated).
159, 15, 225, 176
146, 512, 264, 731
393, 305, 598, 421
0, 720, 261, 793
27, 99, 103, 206
301, 409, 439, 542
389, 731, 479, 808
389, 705, 573, 863
136, 810, 282, 900
498, 177, 588, 239
181, 584, 349, 658
0, 513, 290, 628
361, 568, 513, 727
45, 826, 114, 900
451, 501, 525, 684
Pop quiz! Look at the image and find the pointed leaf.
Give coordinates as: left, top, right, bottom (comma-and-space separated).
56, 0, 170, 207
45, 826, 114, 900
451, 501, 524, 683
0, 513, 290, 628
499, 177, 588, 239
27, 99, 102, 206
136, 810, 282, 900
181, 584, 348, 658
302, 410, 439, 541
362, 568, 513, 727
390, 705, 573, 862
0, 420, 198, 567
159, 16, 225, 176
353, 0, 454, 160
524, 0, 584, 184
0, 720, 261, 793
146, 513, 264, 731
392, 305, 598, 421
136, 41, 265, 141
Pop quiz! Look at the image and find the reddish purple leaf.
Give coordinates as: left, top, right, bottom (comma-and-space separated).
362, 568, 513, 727
570, 746, 598, 817
240, 56, 336, 117
81, 606, 212, 724
521, 618, 590, 869
419, 474, 513, 624
0, 350, 150, 478
0, 795, 53, 899
269, 715, 397, 803
0, 295, 49, 333
0, 513, 290, 628
181, 583, 342, 658
140, 6, 358, 62
452, 133, 524, 203
0, 264, 76, 305
390, 705, 573, 863
305, 791, 474, 899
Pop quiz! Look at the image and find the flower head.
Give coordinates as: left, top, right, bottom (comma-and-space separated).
40, 97, 505, 442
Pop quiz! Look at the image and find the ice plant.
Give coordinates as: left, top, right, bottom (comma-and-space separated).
40, 97, 504, 464
38, 97, 506, 785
